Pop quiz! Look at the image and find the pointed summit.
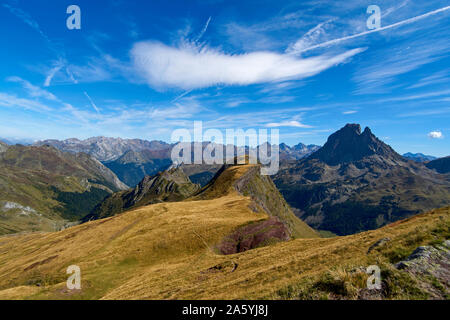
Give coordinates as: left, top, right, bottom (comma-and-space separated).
308, 123, 401, 165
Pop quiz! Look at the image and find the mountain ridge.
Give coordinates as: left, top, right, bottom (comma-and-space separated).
83, 167, 200, 221
426, 156, 450, 174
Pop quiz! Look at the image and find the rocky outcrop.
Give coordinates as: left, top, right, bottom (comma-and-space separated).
367, 237, 390, 254
395, 241, 450, 299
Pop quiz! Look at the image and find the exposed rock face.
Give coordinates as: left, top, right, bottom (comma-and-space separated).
426, 156, 450, 174
274, 124, 450, 235
395, 241, 450, 299
83, 167, 200, 221
367, 237, 391, 254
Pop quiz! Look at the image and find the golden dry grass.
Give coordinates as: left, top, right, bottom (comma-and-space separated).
0, 164, 448, 300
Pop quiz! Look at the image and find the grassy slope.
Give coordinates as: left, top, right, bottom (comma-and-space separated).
0, 165, 448, 300
0, 145, 128, 235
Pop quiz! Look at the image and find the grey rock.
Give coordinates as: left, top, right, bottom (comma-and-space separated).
367, 237, 391, 254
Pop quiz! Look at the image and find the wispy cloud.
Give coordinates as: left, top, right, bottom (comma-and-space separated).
131, 41, 364, 90
342, 110, 357, 114
266, 120, 313, 128
3, 3, 50, 43
399, 107, 450, 118
44, 61, 64, 87
0, 92, 52, 112
407, 70, 449, 89
376, 89, 450, 103
7, 76, 58, 101
286, 19, 335, 55
353, 37, 449, 94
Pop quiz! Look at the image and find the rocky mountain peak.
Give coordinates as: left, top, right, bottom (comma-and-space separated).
308, 123, 401, 165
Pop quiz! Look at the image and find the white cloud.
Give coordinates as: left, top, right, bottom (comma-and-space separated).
44, 61, 64, 87
407, 70, 449, 89
286, 19, 335, 55
131, 41, 364, 90
428, 131, 443, 139
3, 4, 50, 43
266, 120, 312, 128
6, 77, 58, 101
342, 110, 357, 114
0, 92, 52, 112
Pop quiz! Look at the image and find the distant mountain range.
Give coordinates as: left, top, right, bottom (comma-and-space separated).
34, 137, 320, 186
402, 152, 437, 162
274, 124, 450, 236
34, 137, 171, 162
0, 138, 34, 146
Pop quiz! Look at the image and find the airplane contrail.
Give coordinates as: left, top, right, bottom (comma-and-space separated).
196, 16, 212, 42
293, 6, 450, 54
83, 91, 100, 113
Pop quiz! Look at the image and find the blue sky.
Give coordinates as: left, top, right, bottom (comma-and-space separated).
0, 0, 449, 156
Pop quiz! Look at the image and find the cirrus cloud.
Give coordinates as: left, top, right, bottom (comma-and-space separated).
131, 41, 364, 90
266, 120, 312, 128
